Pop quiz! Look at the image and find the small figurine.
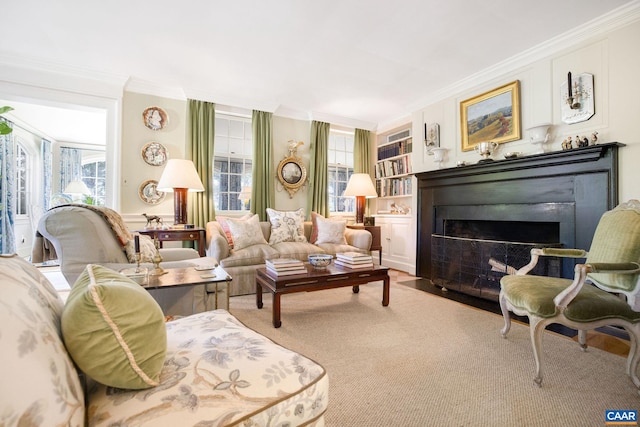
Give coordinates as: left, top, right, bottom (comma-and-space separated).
561, 136, 573, 150
143, 213, 163, 229
591, 131, 599, 144
577, 136, 589, 148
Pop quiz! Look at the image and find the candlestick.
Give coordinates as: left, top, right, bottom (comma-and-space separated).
134, 235, 140, 253
567, 72, 572, 98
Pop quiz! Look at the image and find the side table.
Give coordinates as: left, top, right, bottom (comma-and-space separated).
347, 225, 382, 264
136, 228, 207, 257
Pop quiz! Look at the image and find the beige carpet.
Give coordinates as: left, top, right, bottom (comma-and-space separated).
230, 281, 640, 426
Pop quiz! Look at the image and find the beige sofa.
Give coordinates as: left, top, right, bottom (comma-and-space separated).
206, 220, 372, 296
1, 254, 328, 426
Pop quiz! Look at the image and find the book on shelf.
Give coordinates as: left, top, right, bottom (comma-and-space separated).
334, 260, 374, 269
266, 266, 307, 276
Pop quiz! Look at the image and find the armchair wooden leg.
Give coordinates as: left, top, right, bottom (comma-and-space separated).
627, 325, 640, 390
530, 316, 547, 387
499, 291, 512, 338
577, 330, 588, 351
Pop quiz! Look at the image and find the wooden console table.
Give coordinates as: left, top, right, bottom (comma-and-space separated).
136, 228, 207, 257
347, 225, 382, 264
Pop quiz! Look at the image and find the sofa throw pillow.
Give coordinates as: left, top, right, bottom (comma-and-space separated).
314, 215, 347, 245
267, 208, 307, 245
311, 212, 345, 244
217, 213, 252, 249
124, 234, 156, 263
226, 214, 268, 251
62, 264, 167, 390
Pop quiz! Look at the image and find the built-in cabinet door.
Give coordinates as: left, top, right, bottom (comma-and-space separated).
376, 215, 414, 274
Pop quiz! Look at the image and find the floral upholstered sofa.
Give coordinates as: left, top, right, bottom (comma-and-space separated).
0, 254, 328, 426
206, 209, 373, 295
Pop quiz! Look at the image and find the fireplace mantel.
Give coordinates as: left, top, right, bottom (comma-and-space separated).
415, 142, 624, 280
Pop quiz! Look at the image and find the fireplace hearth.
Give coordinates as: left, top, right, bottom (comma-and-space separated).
416, 143, 623, 297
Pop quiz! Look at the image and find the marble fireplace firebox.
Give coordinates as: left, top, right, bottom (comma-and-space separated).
415, 143, 623, 297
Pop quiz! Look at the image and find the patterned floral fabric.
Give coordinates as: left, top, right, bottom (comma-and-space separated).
87, 310, 329, 426
226, 214, 269, 251
266, 208, 307, 244
0, 254, 85, 426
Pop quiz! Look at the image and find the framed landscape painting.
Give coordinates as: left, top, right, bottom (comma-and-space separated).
460, 80, 521, 151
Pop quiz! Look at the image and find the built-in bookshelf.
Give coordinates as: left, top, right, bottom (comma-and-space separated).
375, 127, 413, 205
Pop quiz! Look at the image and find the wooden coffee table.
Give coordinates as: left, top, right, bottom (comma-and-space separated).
256, 263, 390, 328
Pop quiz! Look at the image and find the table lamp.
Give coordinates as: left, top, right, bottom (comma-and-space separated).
64, 180, 91, 203
157, 159, 204, 225
344, 173, 378, 224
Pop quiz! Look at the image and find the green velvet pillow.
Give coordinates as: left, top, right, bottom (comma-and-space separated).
61, 264, 167, 389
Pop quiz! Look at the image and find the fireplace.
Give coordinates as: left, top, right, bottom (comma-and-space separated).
415, 143, 623, 298
431, 216, 562, 301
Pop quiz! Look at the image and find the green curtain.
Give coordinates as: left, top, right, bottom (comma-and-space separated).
354, 128, 371, 174
252, 110, 274, 221
354, 128, 374, 217
306, 120, 330, 219
187, 99, 215, 228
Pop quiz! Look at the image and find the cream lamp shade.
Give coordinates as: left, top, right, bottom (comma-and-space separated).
64, 180, 91, 195
343, 173, 378, 224
157, 159, 204, 225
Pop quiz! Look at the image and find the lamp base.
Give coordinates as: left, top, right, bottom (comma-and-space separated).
355, 195, 366, 225
173, 187, 188, 225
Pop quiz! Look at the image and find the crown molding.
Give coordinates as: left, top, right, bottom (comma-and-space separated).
124, 78, 187, 101
403, 0, 640, 116
0, 53, 127, 99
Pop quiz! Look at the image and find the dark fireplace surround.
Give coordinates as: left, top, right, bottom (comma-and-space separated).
416, 143, 623, 293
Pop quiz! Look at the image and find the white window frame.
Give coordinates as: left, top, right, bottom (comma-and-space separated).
328, 129, 354, 214
213, 113, 253, 213
15, 141, 30, 217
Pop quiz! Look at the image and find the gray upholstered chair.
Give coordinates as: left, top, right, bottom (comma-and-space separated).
499, 200, 640, 389
33, 204, 222, 315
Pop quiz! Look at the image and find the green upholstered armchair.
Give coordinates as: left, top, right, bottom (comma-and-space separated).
499, 200, 640, 389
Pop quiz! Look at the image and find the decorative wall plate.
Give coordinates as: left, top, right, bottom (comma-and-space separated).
141, 142, 168, 166
138, 179, 166, 205
142, 106, 169, 131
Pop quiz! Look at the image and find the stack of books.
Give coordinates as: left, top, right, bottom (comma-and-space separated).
335, 252, 374, 269
265, 258, 307, 276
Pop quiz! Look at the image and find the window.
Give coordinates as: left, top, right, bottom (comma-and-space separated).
15, 143, 29, 216
81, 160, 106, 206
213, 114, 252, 212
328, 130, 354, 213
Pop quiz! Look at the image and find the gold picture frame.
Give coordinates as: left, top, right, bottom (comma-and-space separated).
276, 156, 307, 198
460, 80, 521, 151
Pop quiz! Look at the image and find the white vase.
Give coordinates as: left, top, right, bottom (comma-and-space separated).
430, 147, 448, 168
527, 123, 551, 153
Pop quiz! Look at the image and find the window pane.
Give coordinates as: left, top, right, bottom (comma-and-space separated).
213, 114, 253, 212
327, 131, 354, 213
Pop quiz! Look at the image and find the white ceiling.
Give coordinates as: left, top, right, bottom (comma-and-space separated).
0, 0, 636, 140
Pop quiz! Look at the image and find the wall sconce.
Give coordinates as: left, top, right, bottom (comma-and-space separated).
561, 72, 594, 124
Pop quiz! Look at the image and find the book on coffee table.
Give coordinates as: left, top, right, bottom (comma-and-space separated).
266, 266, 307, 276
336, 252, 373, 264
266, 258, 304, 268
334, 260, 374, 269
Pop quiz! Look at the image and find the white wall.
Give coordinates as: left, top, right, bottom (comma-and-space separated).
120, 92, 188, 223
410, 19, 640, 203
